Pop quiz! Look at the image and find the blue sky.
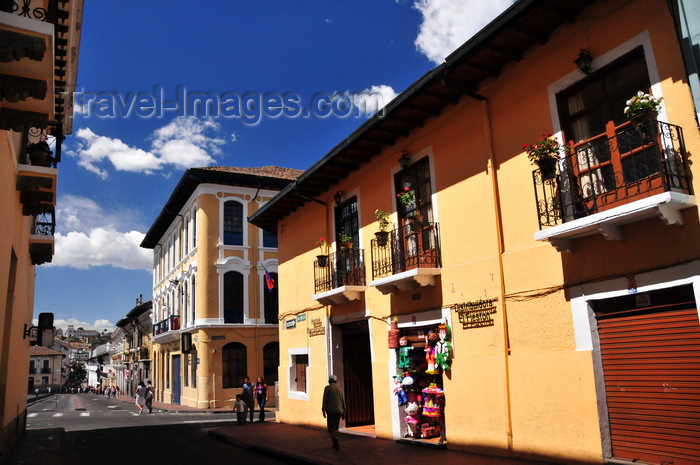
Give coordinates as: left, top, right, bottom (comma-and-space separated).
34, 0, 514, 332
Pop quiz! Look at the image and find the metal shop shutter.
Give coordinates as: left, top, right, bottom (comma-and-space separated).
595, 287, 700, 465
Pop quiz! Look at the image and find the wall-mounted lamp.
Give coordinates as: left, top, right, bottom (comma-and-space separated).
334, 190, 344, 205
574, 49, 593, 76
23, 312, 55, 347
399, 150, 411, 169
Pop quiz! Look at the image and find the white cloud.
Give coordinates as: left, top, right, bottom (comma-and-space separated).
414, 0, 515, 64
52, 228, 151, 270
50, 195, 152, 270
56, 194, 145, 235
68, 116, 225, 178
353, 85, 398, 114
34, 317, 116, 333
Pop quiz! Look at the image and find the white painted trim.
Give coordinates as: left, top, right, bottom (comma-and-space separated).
287, 347, 310, 401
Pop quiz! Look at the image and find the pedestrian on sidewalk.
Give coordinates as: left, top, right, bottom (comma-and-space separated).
145, 381, 153, 413
255, 377, 268, 422
135, 381, 147, 414
322, 374, 347, 451
242, 376, 254, 422
234, 394, 246, 425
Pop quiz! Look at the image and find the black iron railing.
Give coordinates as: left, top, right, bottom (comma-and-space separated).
32, 208, 55, 236
314, 248, 365, 294
534, 120, 692, 228
371, 221, 441, 280
153, 314, 180, 336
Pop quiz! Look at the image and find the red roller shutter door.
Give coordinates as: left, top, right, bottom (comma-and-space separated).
597, 302, 700, 465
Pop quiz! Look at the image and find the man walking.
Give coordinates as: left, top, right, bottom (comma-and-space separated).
145, 381, 153, 413
321, 374, 347, 451
242, 376, 254, 422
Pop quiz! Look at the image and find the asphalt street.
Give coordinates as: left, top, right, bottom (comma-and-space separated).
10, 394, 286, 465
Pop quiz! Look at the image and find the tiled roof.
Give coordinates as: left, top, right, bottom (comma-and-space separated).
30, 346, 63, 356
141, 165, 302, 248
198, 165, 303, 180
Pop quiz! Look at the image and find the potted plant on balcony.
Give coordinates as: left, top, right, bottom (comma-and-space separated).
396, 187, 424, 224
396, 186, 415, 207
339, 230, 353, 250
315, 237, 328, 267
374, 209, 392, 246
523, 134, 561, 181
26, 140, 53, 167
624, 91, 662, 125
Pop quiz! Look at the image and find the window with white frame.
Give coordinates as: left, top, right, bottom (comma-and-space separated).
223, 200, 243, 246
289, 349, 309, 399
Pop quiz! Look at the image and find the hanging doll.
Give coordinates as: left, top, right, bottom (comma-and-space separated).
435, 323, 452, 371
397, 336, 414, 370
401, 372, 418, 403
424, 330, 439, 374
392, 375, 408, 406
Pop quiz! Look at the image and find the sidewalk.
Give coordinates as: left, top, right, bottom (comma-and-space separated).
209, 421, 555, 465
15, 394, 556, 465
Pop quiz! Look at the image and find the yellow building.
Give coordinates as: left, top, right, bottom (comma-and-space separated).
0, 0, 82, 460
141, 166, 301, 409
249, 1, 700, 463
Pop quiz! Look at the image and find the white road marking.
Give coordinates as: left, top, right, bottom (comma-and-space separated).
27, 413, 38, 418
52, 413, 63, 417
79, 412, 90, 417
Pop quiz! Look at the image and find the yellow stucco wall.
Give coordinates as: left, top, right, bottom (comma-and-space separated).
275, 1, 699, 463
0, 131, 37, 457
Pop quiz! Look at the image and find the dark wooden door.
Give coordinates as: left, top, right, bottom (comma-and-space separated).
341, 320, 374, 426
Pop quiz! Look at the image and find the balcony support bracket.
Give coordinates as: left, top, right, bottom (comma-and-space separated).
657, 203, 684, 226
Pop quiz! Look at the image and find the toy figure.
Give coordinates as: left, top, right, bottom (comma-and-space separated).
404, 402, 422, 438
435, 323, 452, 371
424, 330, 439, 374
398, 336, 413, 370
421, 383, 444, 418
420, 383, 444, 439
401, 372, 417, 403
392, 375, 408, 406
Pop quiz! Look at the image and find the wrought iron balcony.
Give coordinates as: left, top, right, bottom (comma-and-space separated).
369, 221, 441, 294
29, 207, 54, 265
534, 120, 692, 230
314, 248, 366, 294
153, 314, 180, 337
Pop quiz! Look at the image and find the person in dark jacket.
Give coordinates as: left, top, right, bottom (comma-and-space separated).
321, 375, 347, 450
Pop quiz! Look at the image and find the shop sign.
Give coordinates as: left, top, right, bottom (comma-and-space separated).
307, 318, 325, 337
285, 319, 296, 329
452, 299, 497, 329
297, 314, 306, 322
211, 335, 225, 340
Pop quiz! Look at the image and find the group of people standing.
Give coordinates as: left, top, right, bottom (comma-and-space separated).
234, 376, 268, 425
134, 381, 153, 414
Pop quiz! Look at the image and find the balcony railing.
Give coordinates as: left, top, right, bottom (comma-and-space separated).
534, 120, 692, 229
371, 221, 441, 280
314, 248, 366, 294
153, 314, 180, 336
29, 207, 55, 265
